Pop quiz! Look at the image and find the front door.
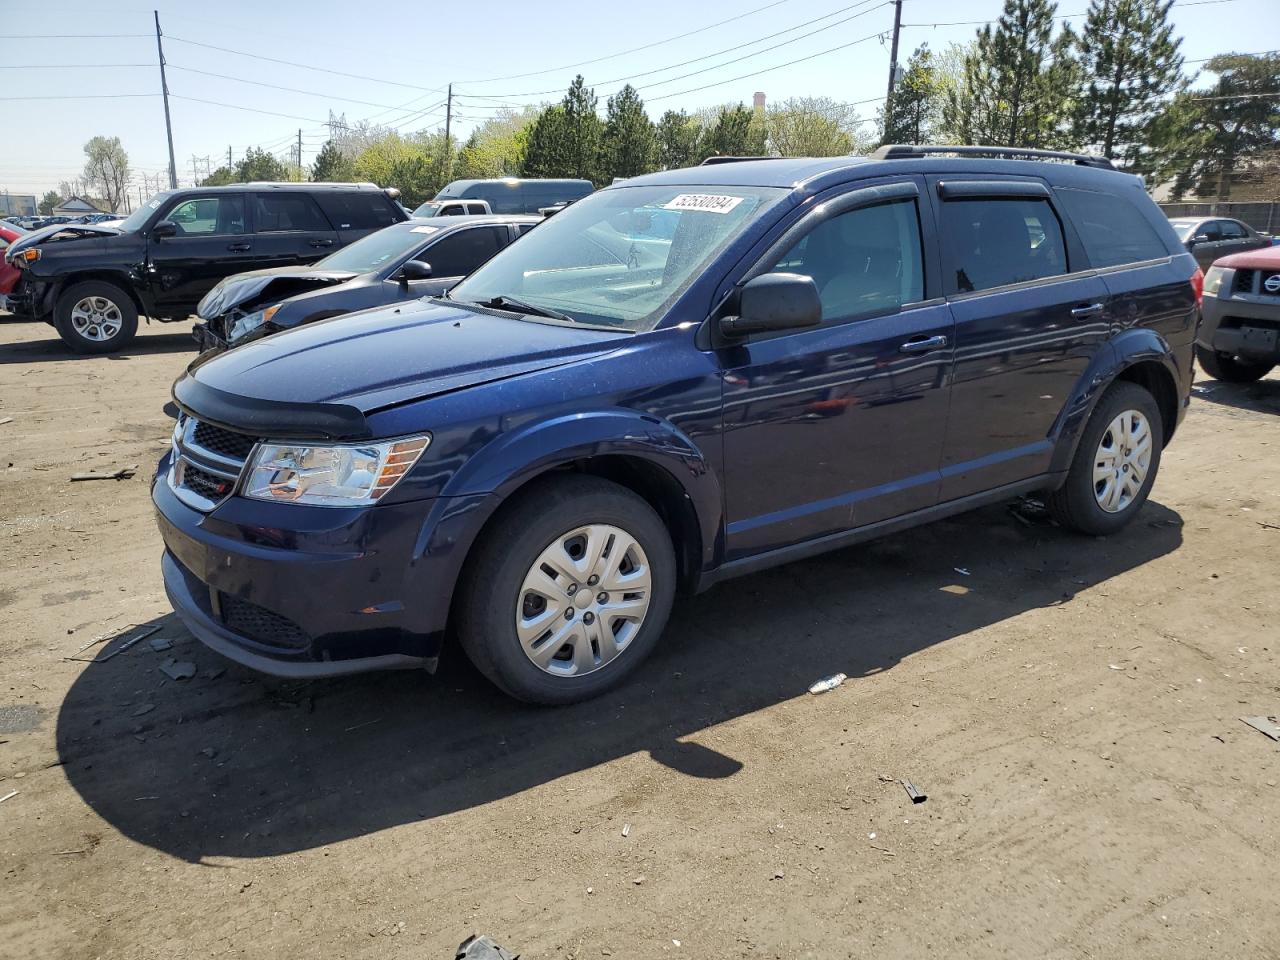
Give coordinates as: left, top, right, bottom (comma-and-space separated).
147, 193, 257, 317
719, 181, 954, 560
929, 177, 1111, 500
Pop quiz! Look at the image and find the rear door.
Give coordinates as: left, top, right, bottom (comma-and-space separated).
147, 192, 257, 316
248, 192, 340, 269
312, 190, 404, 245
1216, 219, 1268, 259
929, 176, 1110, 500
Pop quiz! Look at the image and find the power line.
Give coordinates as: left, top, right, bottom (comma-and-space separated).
0, 93, 159, 101
167, 64, 439, 111
169, 94, 331, 124
902, 0, 1242, 28
0, 63, 151, 69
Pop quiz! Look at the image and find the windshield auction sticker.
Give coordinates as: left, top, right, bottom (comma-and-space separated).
410, 226, 440, 234
663, 194, 744, 214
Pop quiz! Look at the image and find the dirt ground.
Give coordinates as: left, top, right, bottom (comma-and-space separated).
1, 315, 1277, 960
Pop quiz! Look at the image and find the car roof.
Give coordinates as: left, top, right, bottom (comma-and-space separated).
167, 182, 391, 195
401, 214, 540, 227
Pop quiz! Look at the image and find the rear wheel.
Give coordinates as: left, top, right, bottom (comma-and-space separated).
1048, 381, 1163, 536
456, 475, 676, 705
1195, 344, 1274, 383
53, 280, 138, 354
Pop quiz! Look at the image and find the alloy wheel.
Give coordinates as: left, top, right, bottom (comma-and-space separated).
69, 296, 123, 342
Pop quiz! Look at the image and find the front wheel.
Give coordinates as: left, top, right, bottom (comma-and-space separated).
1195, 344, 1274, 383
53, 280, 138, 354
456, 475, 676, 705
1048, 381, 1163, 536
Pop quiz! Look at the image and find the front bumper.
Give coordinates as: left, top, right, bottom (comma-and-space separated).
1198, 281, 1280, 361
191, 321, 228, 353
152, 462, 484, 677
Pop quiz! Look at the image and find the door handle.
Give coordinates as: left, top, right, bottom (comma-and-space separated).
226, 242, 251, 252
899, 334, 949, 354
309, 239, 336, 248
1070, 302, 1105, 319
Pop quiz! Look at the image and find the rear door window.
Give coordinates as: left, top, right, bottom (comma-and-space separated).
940, 197, 1068, 293
252, 193, 331, 233
164, 195, 246, 236
1217, 219, 1247, 239
420, 226, 505, 277
1055, 187, 1169, 267
313, 191, 400, 231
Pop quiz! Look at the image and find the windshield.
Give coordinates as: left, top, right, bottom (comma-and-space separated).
449, 184, 787, 331
1168, 220, 1197, 241
316, 222, 433, 273
412, 201, 443, 217
119, 192, 172, 233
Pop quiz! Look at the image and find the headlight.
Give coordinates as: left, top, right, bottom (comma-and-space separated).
227, 304, 281, 342
243, 435, 430, 506
1202, 266, 1225, 298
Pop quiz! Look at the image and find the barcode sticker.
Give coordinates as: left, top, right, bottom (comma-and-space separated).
663, 194, 744, 214
410, 225, 440, 234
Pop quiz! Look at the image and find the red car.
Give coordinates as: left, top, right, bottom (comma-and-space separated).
0, 222, 27, 308
1197, 242, 1280, 382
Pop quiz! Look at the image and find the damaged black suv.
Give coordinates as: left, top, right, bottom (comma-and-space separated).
3, 182, 406, 353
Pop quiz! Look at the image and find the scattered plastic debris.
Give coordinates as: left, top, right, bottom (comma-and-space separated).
632, 875, 645, 885
1241, 716, 1280, 742
148, 637, 174, 652
0, 790, 17, 804
158, 659, 196, 681
953, 567, 971, 576
621, 822, 631, 838
808, 673, 847, 695
901, 780, 927, 804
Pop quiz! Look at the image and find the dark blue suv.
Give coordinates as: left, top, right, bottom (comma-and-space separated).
153, 146, 1200, 704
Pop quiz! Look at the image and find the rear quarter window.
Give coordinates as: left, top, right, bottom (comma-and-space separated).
313, 191, 402, 231
1056, 187, 1172, 268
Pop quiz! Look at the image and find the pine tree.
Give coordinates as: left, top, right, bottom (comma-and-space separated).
521, 106, 571, 178
1073, 0, 1184, 161
699, 104, 766, 160
562, 75, 604, 184
602, 84, 657, 181
311, 140, 355, 181
655, 110, 701, 169
881, 45, 944, 145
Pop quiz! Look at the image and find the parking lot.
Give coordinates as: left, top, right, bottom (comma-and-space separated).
1, 316, 1278, 959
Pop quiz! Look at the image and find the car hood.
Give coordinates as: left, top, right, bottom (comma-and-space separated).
1214, 244, 1280, 271
197, 266, 361, 319
180, 300, 631, 428
5, 222, 123, 261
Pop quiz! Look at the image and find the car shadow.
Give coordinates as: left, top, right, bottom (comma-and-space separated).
1193, 375, 1280, 415
0, 330, 196, 364
55, 499, 1184, 863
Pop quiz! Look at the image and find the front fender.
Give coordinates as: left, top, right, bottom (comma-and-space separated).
440, 408, 723, 571
1049, 328, 1184, 475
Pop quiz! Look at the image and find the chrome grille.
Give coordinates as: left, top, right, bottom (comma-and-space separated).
168, 414, 258, 512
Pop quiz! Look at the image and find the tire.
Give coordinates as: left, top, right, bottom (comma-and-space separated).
1048, 381, 1163, 536
53, 280, 138, 354
456, 474, 676, 705
1195, 344, 1273, 383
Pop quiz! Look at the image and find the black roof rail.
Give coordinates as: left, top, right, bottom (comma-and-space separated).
699, 155, 775, 166
872, 144, 1115, 170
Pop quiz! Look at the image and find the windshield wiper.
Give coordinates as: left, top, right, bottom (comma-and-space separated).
480, 295, 575, 324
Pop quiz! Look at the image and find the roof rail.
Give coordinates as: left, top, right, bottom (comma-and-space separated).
241, 181, 387, 188
699, 155, 775, 166
872, 144, 1115, 170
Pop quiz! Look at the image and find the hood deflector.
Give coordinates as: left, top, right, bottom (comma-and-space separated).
173, 374, 371, 441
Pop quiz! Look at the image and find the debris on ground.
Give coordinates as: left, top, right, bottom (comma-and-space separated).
632, 875, 645, 885
0, 417, 13, 426
771, 870, 784, 880
808, 673, 847, 695
953, 567, 971, 576
877, 773, 895, 783
456, 933, 520, 959
148, 637, 174, 652
158, 659, 196, 681
902, 780, 927, 804
70, 465, 137, 482
1241, 716, 1280, 742
130, 703, 155, 717
0, 790, 17, 804
66, 623, 161, 663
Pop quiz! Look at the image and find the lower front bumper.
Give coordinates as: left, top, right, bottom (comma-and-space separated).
1199, 293, 1280, 361
162, 551, 428, 678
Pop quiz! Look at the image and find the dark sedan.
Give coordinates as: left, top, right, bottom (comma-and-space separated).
1167, 216, 1271, 270
194, 214, 541, 351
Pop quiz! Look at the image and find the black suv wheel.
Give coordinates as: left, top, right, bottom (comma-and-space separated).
1048, 381, 1163, 536
456, 475, 676, 705
53, 280, 139, 354
1195, 344, 1274, 383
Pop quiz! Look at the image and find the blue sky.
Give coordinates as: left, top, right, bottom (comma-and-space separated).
3, 0, 1276, 202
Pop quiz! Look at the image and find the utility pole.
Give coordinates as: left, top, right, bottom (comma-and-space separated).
154, 11, 178, 189
883, 0, 903, 138
297, 128, 303, 179
227, 145, 232, 169
443, 83, 453, 180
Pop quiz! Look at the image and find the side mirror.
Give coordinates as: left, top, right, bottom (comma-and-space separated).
720, 272, 822, 338
398, 260, 433, 284
151, 220, 176, 240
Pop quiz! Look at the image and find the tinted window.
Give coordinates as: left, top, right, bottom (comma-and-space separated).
942, 197, 1067, 292
1195, 221, 1222, 241
466, 203, 488, 214
165, 195, 245, 236
763, 199, 924, 322
421, 226, 505, 277
1055, 187, 1169, 268
516, 222, 539, 236
252, 193, 330, 232
313, 191, 399, 230
1217, 219, 1247, 239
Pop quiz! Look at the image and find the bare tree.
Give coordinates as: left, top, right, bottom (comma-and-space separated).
82, 136, 131, 213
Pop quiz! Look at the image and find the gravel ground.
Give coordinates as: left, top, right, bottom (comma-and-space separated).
1, 316, 1278, 960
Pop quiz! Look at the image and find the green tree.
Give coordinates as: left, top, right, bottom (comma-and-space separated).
766, 97, 862, 156
522, 105, 571, 178
1073, 0, 1184, 161
699, 104, 766, 160
602, 84, 657, 181
455, 107, 537, 179
655, 109, 701, 170
311, 139, 355, 181
944, 0, 1081, 148
82, 135, 129, 212
521, 76, 605, 182
199, 166, 238, 187
38, 190, 60, 215
1146, 53, 1280, 199
352, 133, 442, 205
881, 45, 945, 145
234, 147, 290, 182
